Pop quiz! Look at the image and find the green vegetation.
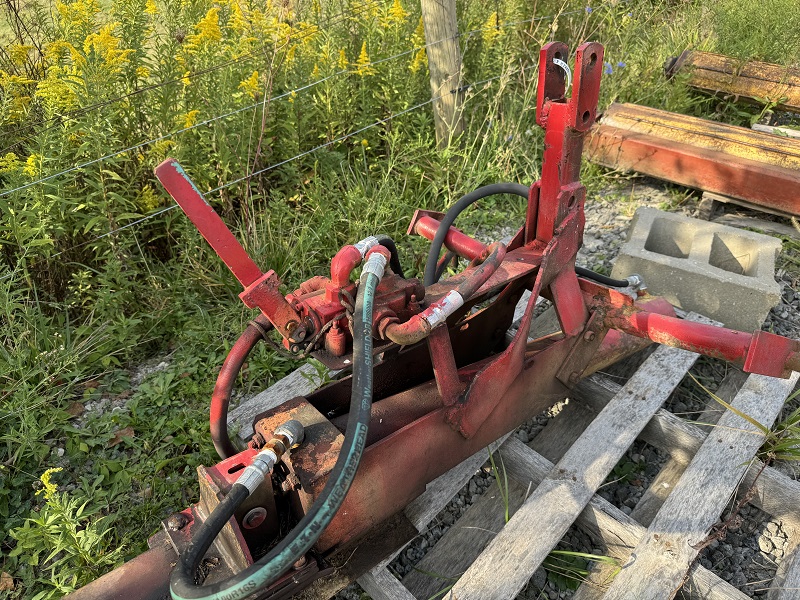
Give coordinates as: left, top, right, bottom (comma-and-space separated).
1, 0, 799, 597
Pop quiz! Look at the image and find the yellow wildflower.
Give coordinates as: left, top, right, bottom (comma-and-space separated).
412, 17, 425, 44
9, 45, 32, 66
409, 48, 427, 73
83, 23, 133, 72
136, 66, 150, 78
286, 44, 297, 64
137, 185, 161, 211
482, 12, 503, 45
361, 138, 368, 147
0, 152, 21, 174
185, 7, 222, 51
182, 110, 200, 128
23, 154, 40, 177
145, 0, 157, 15
312, 63, 320, 79
355, 42, 375, 76
383, 0, 408, 27
44, 40, 74, 63
229, 2, 248, 35
36, 67, 78, 111
55, 0, 100, 34
238, 70, 260, 98
181, 70, 191, 86
288, 91, 296, 103
37, 468, 62, 499
337, 48, 348, 70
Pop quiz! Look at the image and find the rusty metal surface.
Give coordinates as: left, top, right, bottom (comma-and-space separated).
586, 103, 800, 216
63, 536, 175, 600
668, 50, 800, 115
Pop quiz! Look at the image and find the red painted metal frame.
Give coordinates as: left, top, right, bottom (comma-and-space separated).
70, 40, 800, 600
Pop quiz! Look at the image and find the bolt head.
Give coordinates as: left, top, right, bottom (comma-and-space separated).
242, 507, 267, 530
584, 330, 596, 342
568, 372, 580, 384
166, 512, 189, 531
293, 556, 308, 570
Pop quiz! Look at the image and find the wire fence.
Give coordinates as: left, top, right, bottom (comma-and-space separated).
0, 4, 597, 280
0, 0, 388, 156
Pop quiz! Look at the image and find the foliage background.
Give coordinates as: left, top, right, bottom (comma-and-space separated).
1, 0, 799, 597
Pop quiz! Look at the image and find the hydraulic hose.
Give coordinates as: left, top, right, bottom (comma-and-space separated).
424, 182, 530, 286
375, 235, 405, 278
170, 257, 384, 600
210, 315, 273, 460
575, 266, 641, 289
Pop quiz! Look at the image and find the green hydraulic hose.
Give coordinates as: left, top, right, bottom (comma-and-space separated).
170, 269, 382, 600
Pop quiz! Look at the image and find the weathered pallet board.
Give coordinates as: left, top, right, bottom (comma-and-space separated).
450, 338, 700, 600
770, 533, 800, 599
601, 372, 799, 600
572, 374, 800, 525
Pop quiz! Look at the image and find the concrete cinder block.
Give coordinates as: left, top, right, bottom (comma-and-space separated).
611, 207, 782, 332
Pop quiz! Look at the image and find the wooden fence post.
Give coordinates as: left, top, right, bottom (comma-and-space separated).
419, 0, 464, 148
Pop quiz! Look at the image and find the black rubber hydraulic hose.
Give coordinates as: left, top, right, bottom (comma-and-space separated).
170, 271, 381, 600
375, 235, 405, 278
424, 183, 530, 286
574, 266, 630, 288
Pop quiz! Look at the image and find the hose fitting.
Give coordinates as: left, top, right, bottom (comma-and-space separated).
237, 419, 304, 495
361, 246, 389, 282
354, 236, 380, 258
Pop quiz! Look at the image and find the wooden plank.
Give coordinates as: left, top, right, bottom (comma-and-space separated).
752, 123, 800, 139
401, 397, 593, 599
401, 479, 529, 599
497, 438, 749, 600
703, 190, 795, 219
713, 213, 800, 240
668, 50, 800, 115
586, 103, 800, 217
629, 367, 749, 526
357, 433, 512, 595
449, 341, 700, 600
601, 371, 800, 600
572, 374, 800, 524
228, 362, 337, 440
358, 567, 417, 600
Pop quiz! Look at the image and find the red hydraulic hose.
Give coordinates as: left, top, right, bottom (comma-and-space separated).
210, 314, 272, 459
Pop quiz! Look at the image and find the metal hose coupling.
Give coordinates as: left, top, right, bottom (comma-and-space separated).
237, 419, 304, 495
360, 246, 390, 282
353, 236, 381, 258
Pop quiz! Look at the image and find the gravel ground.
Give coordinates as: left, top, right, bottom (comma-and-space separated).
336, 178, 800, 600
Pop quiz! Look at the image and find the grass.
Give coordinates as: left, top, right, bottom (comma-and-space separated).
2, 0, 800, 597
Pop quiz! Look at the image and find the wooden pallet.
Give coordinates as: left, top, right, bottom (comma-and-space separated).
229, 309, 800, 600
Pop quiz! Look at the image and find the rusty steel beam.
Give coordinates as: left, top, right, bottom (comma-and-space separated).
585, 103, 800, 217
667, 50, 800, 114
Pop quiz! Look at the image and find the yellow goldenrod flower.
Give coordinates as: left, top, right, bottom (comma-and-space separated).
35, 67, 78, 111
83, 23, 133, 72
412, 17, 425, 44
286, 44, 297, 64
9, 45, 33, 66
482, 12, 503, 45
185, 7, 222, 51
36, 468, 62, 499
409, 48, 427, 73
0, 152, 21, 174
238, 70, 260, 98
23, 154, 40, 177
355, 41, 375, 76
136, 66, 150, 78
182, 110, 200, 128
337, 48, 348, 70
138, 185, 161, 211
181, 70, 191, 86
55, 0, 100, 33
145, 0, 157, 15
383, 0, 408, 27
229, 2, 248, 35
311, 63, 320, 79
